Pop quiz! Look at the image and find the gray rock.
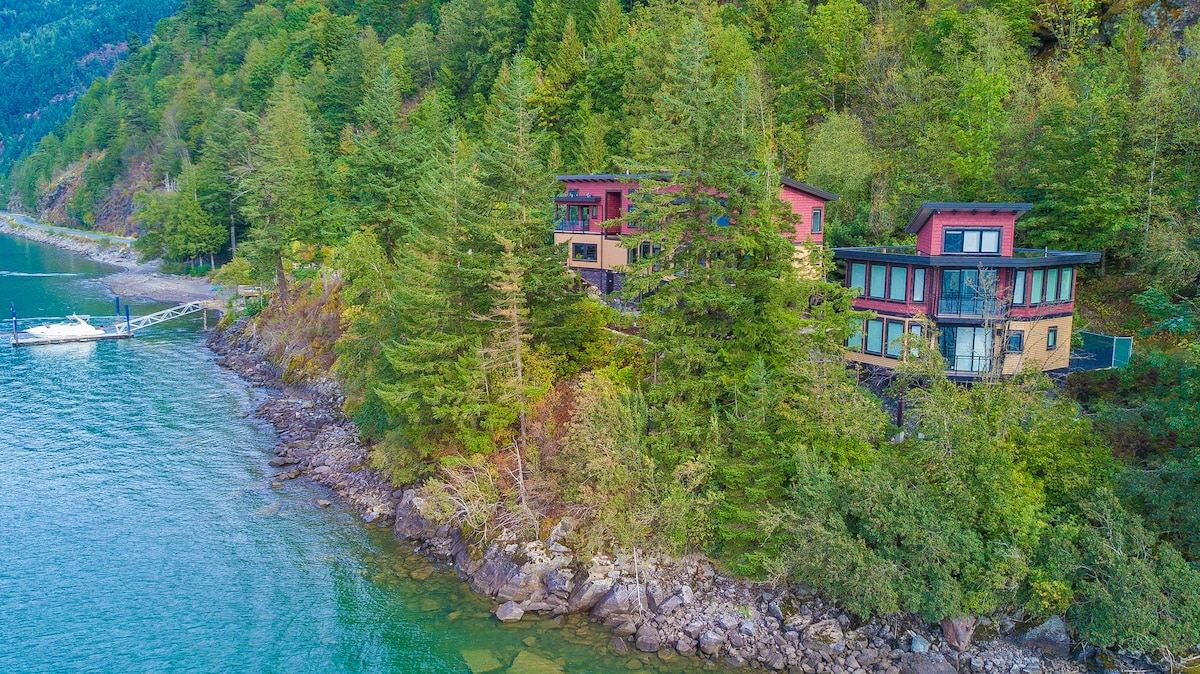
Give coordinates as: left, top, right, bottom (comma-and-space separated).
316, 499, 332, 508
494, 601, 524, 623
719, 614, 740, 630
613, 620, 637, 637
766, 651, 788, 671
909, 635, 930, 654
804, 619, 846, 654
768, 602, 785, 622
566, 577, 614, 613
676, 637, 696, 655
313, 465, 332, 474
589, 584, 643, 621
739, 621, 757, 637
678, 584, 695, 604
726, 654, 748, 668
699, 630, 725, 655
684, 621, 705, 639
635, 623, 661, 653
609, 636, 629, 655
656, 593, 685, 615
729, 632, 744, 648
900, 653, 956, 674
1020, 616, 1070, 659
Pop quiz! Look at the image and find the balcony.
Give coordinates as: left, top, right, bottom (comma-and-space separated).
936, 292, 1001, 318
555, 219, 590, 233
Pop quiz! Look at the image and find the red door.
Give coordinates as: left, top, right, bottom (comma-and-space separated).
604, 192, 622, 235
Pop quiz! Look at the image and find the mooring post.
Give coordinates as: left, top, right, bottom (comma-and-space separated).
125, 305, 131, 333
10, 302, 18, 347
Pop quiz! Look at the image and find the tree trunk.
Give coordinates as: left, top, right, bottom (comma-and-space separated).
275, 252, 289, 308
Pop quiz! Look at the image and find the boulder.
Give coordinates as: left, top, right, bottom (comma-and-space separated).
699, 630, 726, 656
719, 614, 740, 630
566, 577, 614, 613
910, 634, 930, 654
655, 592, 685, 615
675, 637, 697, 655
1020, 616, 1070, 660
590, 584, 644, 622
900, 653, 956, 674
635, 622, 662, 653
765, 651, 788, 671
940, 616, 977, 651
495, 601, 524, 623
803, 619, 846, 654
613, 620, 637, 637
609, 636, 629, 655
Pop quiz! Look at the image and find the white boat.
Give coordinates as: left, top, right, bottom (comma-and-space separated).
25, 314, 106, 339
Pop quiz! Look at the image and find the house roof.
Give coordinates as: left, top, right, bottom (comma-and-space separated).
831, 246, 1101, 268
556, 173, 839, 202
904, 202, 1033, 234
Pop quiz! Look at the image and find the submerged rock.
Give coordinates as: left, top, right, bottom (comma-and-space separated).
508, 650, 564, 674
460, 649, 503, 673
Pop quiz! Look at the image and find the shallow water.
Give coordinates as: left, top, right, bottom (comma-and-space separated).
0, 234, 717, 673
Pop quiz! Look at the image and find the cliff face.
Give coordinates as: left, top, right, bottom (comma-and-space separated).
29, 152, 153, 236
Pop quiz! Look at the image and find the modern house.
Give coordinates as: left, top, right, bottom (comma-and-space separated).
553, 174, 837, 293
832, 202, 1100, 379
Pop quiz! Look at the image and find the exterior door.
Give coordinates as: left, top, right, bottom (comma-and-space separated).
605, 191, 622, 229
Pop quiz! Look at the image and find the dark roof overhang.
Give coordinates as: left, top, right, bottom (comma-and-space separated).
832, 246, 1101, 268
904, 202, 1034, 234
780, 176, 839, 202
556, 173, 839, 201
554, 195, 601, 203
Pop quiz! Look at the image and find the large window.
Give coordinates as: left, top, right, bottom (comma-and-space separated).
885, 320, 904, 358
850, 263, 867, 294
889, 266, 908, 301
940, 326, 993, 372
939, 268, 998, 315
868, 264, 887, 299
572, 243, 598, 262
1047, 326, 1059, 349
1027, 267, 1075, 305
912, 268, 926, 302
943, 228, 1001, 254
865, 319, 884, 355
909, 323, 924, 357
812, 209, 823, 234
1058, 268, 1073, 301
1013, 270, 1027, 305
848, 325, 863, 351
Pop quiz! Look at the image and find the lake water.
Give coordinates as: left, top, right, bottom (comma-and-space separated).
0, 233, 711, 673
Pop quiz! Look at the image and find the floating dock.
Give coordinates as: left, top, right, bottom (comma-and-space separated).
10, 300, 218, 347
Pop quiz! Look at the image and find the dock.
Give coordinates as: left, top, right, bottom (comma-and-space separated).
10, 300, 222, 347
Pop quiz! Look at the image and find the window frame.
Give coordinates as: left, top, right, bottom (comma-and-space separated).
1030, 268, 1045, 305
849, 263, 867, 295
885, 320, 905, 358
1047, 326, 1059, 349
1012, 270, 1027, 306
1045, 268, 1059, 303
865, 319, 884, 355
868, 264, 887, 299
909, 323, 924, 357
811, 208, 823, 234
912, 268, 926, 303
1007, 330, 1025, 353
572, 243, 598, 262
888, 266, 908, 302
943, 228, 1002, 255
1059, 267, 1073, 301
847, 323, 864, 351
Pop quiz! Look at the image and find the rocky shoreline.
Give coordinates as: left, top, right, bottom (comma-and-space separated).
209, 317, 1105, 674
1, 213, 138, 267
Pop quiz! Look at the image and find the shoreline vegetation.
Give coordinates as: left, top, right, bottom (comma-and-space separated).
207, 313, 1153, 674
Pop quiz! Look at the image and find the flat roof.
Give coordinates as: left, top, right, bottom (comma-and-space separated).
832, 246, 1100, 268
556, 173, 838, 202
904, 202, 1033, 233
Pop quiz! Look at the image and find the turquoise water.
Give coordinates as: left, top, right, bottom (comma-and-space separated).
0, 234, 712, 673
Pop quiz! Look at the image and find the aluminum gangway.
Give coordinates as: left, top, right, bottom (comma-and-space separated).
117, 301, 207, 333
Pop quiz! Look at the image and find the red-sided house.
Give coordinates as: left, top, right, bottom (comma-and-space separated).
832, 202, 1101, 379
553, 174, 837, 293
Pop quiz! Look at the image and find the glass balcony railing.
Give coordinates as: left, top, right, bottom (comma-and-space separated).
555, 219, 589, 233
937, 292, 1000, 317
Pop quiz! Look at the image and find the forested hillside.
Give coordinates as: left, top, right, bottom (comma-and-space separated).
4, 0, 1200, 657
0, 0, 179, 169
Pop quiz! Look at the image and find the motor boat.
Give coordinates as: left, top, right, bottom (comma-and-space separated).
24, 314, 106, 339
